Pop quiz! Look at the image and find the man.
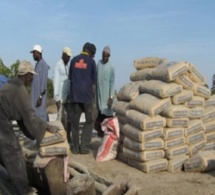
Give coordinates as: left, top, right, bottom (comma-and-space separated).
0, 74, 8, 89
53, 47, 72, 144
69, 42, 97, 154
0, 60, 58, 195
30, 44, 49, 121
95, 46, 115, 137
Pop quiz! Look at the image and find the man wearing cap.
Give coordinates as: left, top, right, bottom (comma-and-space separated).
30, 44, 49, 121
53, 47, 72, 144
69, 42, 97, 154
95, 46, 115, 137
0, 60, 58, 195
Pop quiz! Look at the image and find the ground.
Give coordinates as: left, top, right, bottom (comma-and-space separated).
48, 105, 215, 195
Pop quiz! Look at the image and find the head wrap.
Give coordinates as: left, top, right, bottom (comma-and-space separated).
103, 46, 111, 55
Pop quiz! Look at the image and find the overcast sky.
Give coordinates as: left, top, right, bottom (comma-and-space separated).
0, 0, 214, 90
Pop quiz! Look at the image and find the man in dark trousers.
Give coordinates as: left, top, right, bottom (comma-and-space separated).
69, 42, 97, 154
0, 60, 58, 195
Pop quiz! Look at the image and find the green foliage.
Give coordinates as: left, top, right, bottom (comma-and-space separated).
47, 78, 54, 99
0, 58, 11, 77
211, 89, 215, 95
9, 60, 20, 78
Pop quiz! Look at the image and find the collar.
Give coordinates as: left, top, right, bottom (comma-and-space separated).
81, 52, 88, 55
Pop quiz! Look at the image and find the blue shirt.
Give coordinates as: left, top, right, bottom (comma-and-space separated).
69, 53, 96, 103
0, 74, 8, 89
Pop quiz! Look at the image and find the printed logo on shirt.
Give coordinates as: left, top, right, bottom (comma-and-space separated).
75, 59, 87, 69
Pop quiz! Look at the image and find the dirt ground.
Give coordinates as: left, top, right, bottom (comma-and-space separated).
48, 105, 215, 195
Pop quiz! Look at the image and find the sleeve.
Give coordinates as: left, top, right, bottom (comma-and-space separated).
109, 66, 115, 97
92, 60, 97, 85
69, 60, 73, 80
40, 62, 49, 95
14, 86, 48, 142
53, 64, 61, 101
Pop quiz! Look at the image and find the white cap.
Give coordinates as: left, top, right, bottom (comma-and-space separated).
63, 47, 72, 57
18, 60, 37, 75
30, 44, 42, 53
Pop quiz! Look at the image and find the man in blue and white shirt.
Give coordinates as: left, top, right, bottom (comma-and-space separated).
53, 47, 72, 144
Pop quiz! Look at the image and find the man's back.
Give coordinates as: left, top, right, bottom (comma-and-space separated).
69, 53, 96, 103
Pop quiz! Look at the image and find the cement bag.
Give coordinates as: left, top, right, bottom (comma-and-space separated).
96, 116, 120, 161
117, 82, 141, 101
123, 147, 165, 161
204, 94, 215, 108
205, 132, 215, 143
124, 136, 164, 151
128, 158, 168, 173
126, 109, 166, 130
133, 57, 167, 70
40, 130, 66, 147
164, 127, 185, 140
188, 140, 206, 157
204, 121, 215, 134
171, 90, 193, 105
184, 151, 215, 172
202, 107, 215, 123
140, 80, 182, 98
189, 107, 204, 119
167, 155, 189, 173
188, 63, 207, 85
166, 118, 189, 128
149, 61, 189, 82
130, 68, 152, 81
184, 96, 204, 108
175, 74, 195, 91
129, 93, 171, 117
204, 142, 215, 151
39, 141, 70, 157
186, 131, 205, 145
165, 144, 189, 160
193, 84, 211, 99
113, 101, 130, 116
116, 113, 127, 125
164, 137, 186, 150
161, 105, 189, 118
121, 124, 164, 142
185, 120, 204, 136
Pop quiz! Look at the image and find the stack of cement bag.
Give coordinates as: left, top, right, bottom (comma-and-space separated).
114, 57, 215, 173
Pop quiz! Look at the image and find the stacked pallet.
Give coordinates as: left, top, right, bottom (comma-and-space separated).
115, 57, 214, 173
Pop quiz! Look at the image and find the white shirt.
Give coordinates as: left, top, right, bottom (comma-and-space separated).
53, 59, 70, 103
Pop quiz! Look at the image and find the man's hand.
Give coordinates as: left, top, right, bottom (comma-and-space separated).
46, 125, 60, 134
56, 101, 61, 111
107, 97, 113, 108
36, 97, 42, 107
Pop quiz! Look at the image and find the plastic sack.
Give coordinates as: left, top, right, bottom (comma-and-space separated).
96, 116, 120, 162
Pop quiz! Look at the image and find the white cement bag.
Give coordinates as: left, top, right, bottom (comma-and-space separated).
175, 74, 195, 91
113, 101, 130, 116
96, 117, 120, 161
166, 118, 189, 128
140, 80, 182, 98
186, 131, 205, 145
149, 61, 189, 82
184, 96, 205, 108
171, 90, 193, 105
188, 63, 207, 85
164, 127, 185, 140
117, 82, 141, 101
124, 136, 164, 151
204, 121, 215, 134
193, 84, 211, 99
204, 94, 215, 108
164, 136, 186, 150
189, 107, 204, 119
165, 144, 189, 160
204, 142, 215, 151
202, 107, 215, 123
130, 68, 153, 81
184, 151, 215, 172
116, 113, 127, 125
161, 105, 189, 118
121, 124, 164, 142
128, 158, 168, 173
167, 155, 189, 173
205, 132, 215, 143
123, 147, 165, 161
129, 93, 171, 117
126, 109, 166, 130
188, 140, 206, 157
185, 120, 204, 136
133, 57, 167, 70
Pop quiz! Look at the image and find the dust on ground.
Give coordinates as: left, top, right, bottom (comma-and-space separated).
48, 104, 215, 195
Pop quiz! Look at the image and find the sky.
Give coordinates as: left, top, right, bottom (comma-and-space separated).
0, 0, 215, 90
